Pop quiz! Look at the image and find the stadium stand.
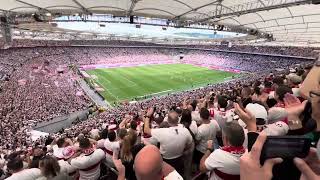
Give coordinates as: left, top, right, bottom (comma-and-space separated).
1, 0, 320, 179
0, 44, 319, 180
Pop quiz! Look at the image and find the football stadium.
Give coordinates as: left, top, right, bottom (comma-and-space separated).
0, 0, 320, 180
86, 64, 237, 104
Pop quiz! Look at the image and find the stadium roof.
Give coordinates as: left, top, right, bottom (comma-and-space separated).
1, 0, 320, 46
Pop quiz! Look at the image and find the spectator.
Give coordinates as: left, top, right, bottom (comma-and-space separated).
194, 108, 220, 166
104, 130, 120, 167
200, 121, 245, 180
5, 153, 42, 180
134, 145, 183, 180
70, 138, 105, 180
37, 156, 71, 180
143, 109, 193, 177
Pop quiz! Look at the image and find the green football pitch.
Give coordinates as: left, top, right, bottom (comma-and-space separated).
86, 64, 237, 104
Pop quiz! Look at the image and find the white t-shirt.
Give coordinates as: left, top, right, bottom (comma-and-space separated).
71, 149, 105, 180
58, 160, 77, 175
104, 139, 120, 158
189, 120, 198, 136
151, 126, 193, 159
205, 149, 242, 180
96, 139, 105, 149
196, 120, 220, 153
192, 111, 201, 124
262, 121, 289, 136
5, 168, 42, 180
52, 146, 64, 159
214, 109, 232, 128
164, 170, 184, 180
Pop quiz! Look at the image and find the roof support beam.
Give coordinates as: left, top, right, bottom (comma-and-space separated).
128, 0, 139, 16
15, 0, 50, 13
257, 0, 266, 7
72, 0, 91, 14
183, 0, 312, 26
174, 0, 220, 19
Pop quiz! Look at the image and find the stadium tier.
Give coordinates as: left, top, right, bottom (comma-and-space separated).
1, 1, 320, 179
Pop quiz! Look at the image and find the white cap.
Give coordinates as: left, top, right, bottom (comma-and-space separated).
246, 103, 268, 121
267, 107, 288, 124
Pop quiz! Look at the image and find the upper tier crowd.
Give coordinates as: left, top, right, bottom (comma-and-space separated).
1, 39, 318, 57
0, 45, 319, 180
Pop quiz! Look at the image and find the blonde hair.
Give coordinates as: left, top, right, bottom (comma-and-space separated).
120, 131, 137, 162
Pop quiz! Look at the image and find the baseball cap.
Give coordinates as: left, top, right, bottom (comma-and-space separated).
246, 103, 268, 122
267, 107, 288, 124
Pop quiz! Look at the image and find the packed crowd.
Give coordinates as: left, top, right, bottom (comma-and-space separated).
0, 57, 319, 180
1, 39, 318, 58
0, 45, 319, 180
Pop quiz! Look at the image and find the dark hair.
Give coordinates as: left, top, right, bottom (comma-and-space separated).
217, 96, 228, 109
100, 129, 108, 139
180, 109, 192, 128
254, 86, 261, 96
7, 153, 23, 172
264, 81, 272, 88
130, 121, 137, 130
222, 122, 245, 147
175, 108, 182, 114
56, 138, 65, 148
79, 138, 91, 149
276, 85, 293, 101
273, 76, 284, 85
190, 100, 197, 111
108, 130, 116, 142
39, 156, 60, 178
297, 69, 304, 76
200, 107, 210, 120
118, 128, 128, 140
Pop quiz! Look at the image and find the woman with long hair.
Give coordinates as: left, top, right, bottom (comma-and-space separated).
36, 156, 71, 180
180, 109, 197, 180
120, 130, 144, 180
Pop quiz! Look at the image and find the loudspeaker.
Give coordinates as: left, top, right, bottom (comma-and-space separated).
130, 16, 134, 24
135, 24, 141, 28
312, 0, 320, 4
216, 25, 224, 31
0, 17, 7, 23
249, 29, 258, 35
33, 14, 43, 22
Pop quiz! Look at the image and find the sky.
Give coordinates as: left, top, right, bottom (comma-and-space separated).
56, 20, 246, 40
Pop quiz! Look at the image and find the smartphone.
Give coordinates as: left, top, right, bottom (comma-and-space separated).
260, 136, 311, 164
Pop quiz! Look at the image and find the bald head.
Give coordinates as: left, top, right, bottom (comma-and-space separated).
167, 111, 179, 126
134, 145, 163, 180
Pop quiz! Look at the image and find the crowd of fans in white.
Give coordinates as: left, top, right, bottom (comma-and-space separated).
1, 39, 318, 57
0, 43, 319, 180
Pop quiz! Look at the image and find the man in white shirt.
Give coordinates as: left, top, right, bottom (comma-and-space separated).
144, 109, 193, 177
103, 130, 120, 167
214, 96, 229, 128
59, 146, 77, 177
189, 100, 202, 124
5, 153, 41, 180
194, 108, 220, 165
200, 121, 245, 180
53, 137, 74, 160
71, 138, 105, 180
134, 145, 183, 180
